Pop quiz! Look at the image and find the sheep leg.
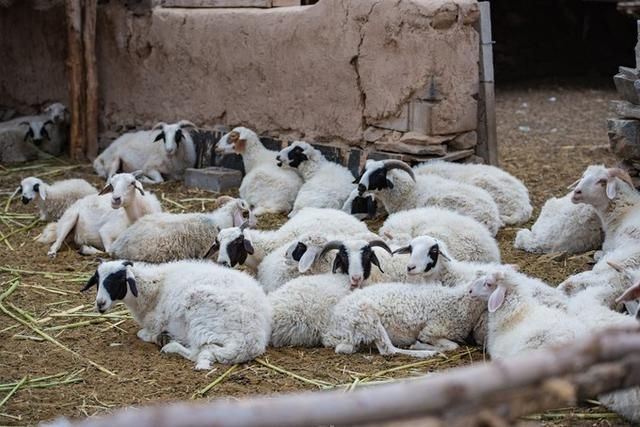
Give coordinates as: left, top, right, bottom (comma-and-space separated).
139, 169, 164, 184
373, 322, 438, 359
47, 211, 78, 258
413, 336, 459, 352
79, 245, 103, 256
161, 341, 193, 358
137, 328, 159, 343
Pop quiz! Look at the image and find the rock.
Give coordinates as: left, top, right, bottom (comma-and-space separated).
399, 131, 449, 145
448, 131, 477, 150
183, 167, 243, 192
613, 74, 640, 105
375, 141, 446, 156
363, 126, 387, 143
610, 100, 640, 120
619, 66, 640, 79
607, 119, 640, 160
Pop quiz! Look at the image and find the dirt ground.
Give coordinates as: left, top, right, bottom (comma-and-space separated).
0, 81, 630, 426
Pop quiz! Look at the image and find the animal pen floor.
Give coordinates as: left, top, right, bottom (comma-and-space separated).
0, 81, 630, 426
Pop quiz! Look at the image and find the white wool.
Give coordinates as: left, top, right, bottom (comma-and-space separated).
19, 177, 96, 221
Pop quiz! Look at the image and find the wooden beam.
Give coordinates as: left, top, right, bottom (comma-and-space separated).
65, 0, 85, 161
474, 1, 498, 166
83, 0, 98, 160
160, 0, 273, 7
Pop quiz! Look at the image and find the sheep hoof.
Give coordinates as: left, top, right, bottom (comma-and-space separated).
194, 359, 211, 370
47, 250, 57, 259
160, 342, 183, 354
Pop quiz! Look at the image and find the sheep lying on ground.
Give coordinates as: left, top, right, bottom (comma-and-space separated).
93, 120, 197, 183
18, 177, 96, 221
42, 173, 161, 257
215, 127, 302, 216
276, 141, 355, 217
355, 159, 502, 235
514, 192, 603, 254
380, 207, 500, 263
413, 160, 532, 225
109, 196, 252, 263
81, 260, 271, 369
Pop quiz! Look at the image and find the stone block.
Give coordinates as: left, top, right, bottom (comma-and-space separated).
399, 131, 449, 146
607, 118, 640, 160
448, 131, 478, 150
184, 167, 243, 192
610, 100, 640, 120
374, 141, 446, 156
363, 126, 387, 143
613, 73, 640, 105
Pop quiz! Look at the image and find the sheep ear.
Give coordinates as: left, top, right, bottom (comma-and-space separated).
617, 282, 640, 303
370, 252, 384, 273
298, 247, 319, 273
392, 246, 411, 255
98, 183, 114, 195
332, 255, 341, 273
607, 260, 625, 273
567, 179, 580, 190
243, 237, 255, 255
153, 132, 165, 142
488, 285, 506, 313
133, 181, 145, 196
37, 183, 46, 200
606, 178, 617, 199
234, 139, 247, 154
81, 272, 99, 292
386, 178, 394, 189
232, 209, 245, 227
126, 277, 138, 297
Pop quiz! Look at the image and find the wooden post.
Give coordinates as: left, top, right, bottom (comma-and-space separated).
65, 0, 85, 161
475, 1, 498, 166
83, 0, 99, 160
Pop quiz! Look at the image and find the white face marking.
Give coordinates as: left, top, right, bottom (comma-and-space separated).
108, 173, 142, 209
571, 165, 609, 205
405, 236, 441, 276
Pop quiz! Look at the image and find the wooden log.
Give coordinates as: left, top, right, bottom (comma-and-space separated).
83, 0, 98, 160
65, 0, 85, 161
50, 328, 640, 427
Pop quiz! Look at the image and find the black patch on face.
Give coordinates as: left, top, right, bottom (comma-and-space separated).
41, 127, 50, 140
287, 146, 308, 168
154, 131, 165, 142
365, 167, 393, 192
332, 247, 349, 274
227, 235, 249, 267
174, 129, 183, 146
424, 244, 440, 272
33, 183, 40, 194
21, 196, 30, 204
24, 127, 34, 142
361, 246, 383, 279
350, 195, 377, 219
103, 269, 129, 301
291, 242, 307, 261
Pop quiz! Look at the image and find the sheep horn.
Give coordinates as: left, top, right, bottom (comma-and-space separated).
43, 120, 54, 128
368, 240, 392, 255
319, 240, 344, 258
98, 183, 113, 195
152, 122, 167, 131
18, 121, 30, 127
608, 168, 635, 189
178, 120, 197, 129
383, 160, 415, 181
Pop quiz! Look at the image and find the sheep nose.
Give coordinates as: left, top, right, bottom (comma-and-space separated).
357, 184, 366, 195
32, 138, 43, 145
350, 275, 363, 286
96, 301, 107, 313
221, 261, 230, 267
21, 196, 30, 205
574, 189, 582, 195
112, 196, 122, 204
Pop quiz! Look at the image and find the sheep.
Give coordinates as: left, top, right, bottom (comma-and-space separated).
413, 160, 532, 225
341, 188, 380, 220
322, 280, 487, 358
379, 207, 501, 263
93, 120, 197, 183
570, 165, 640, 258
17, 177, 97, 221
81, 260, 271, 369
0, 123, 51, 164
213, 207, 371, 272
43, 173, 162, 257
514, 192, 603, 255
215, 127, 302, 216
109, 196, 253, 263
355, 159, 502, 235
276, 141, 356, 217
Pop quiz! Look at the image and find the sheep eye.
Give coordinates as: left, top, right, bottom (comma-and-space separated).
598, 179, 607, 186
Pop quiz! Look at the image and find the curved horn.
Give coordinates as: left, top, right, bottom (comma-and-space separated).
18, 121, 30, 127
319, 240, 344, 258
43, 120, 54, 127
152, 122, 167, 131
368, 239, 392, 255
178, 120, 197, 129
384, 160, 415, 181
608, 168, 635, 189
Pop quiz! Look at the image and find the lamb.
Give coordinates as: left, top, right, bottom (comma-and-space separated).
379, 207, 501, 263
322, 280, 487, 358
0, 123, 50, 164
413, 160, 532, 225
93, 120, 197, 183
355, 159, 502, 235
81, 260, 271, 369
43, 173, 162, 257
514, 192, 603, 254
570, 165, 640, 257
215, 127, 302, 216
109, 196, 252, 263
213, 207, 371, 272
17, 177, 97, 221
276, 141, 356, 217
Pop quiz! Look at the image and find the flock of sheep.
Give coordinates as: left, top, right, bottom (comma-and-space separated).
7, 109, 640, 420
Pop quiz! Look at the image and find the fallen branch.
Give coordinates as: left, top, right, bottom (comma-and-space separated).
44, 328, 640, 427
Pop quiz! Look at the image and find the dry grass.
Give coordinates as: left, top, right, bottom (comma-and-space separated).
0, 82, 631, 426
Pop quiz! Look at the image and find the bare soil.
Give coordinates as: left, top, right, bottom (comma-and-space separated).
0, 81, 630, 426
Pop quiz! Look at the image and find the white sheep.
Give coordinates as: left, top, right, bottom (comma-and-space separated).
276, 141, 356, 217
215, 127, 302, 216
514, 192, 603, 254
42, 173, 161, 257
413, 160, 532, 225
355, 159, 502, 235
0, 123, 51, 164
380, 207, 501, 263
109, 196, 252, 263
81, 260, 271, 369
322, 280, 487, 358
214, 207, 371, 273
18, 177, 96, 221
93, 120, 197, 183
571, 165, 640, 257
